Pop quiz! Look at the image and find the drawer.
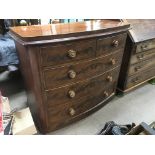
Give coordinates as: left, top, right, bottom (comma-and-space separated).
126, 67, 155, 89
47, 81, 116, 130
130, 48, 155, 65
129, 56, 155, 76
136, 39, 155, 53
96, 33, 127, 56
40, 39, 96, 67
43, 51, 123, 90
45, 67, 119, 107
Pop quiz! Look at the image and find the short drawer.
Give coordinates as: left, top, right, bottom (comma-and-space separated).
136, 39, 155, 53
40, 39, 96, 67
43, 50, 123, 90
96, 33, 127, 56
126, 66, 155, 89
130, 48, 155, 65
129, 56, 155, 76
47, 78, 116, 130
45, 67, 119, 107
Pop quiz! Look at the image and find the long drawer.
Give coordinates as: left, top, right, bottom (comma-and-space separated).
45, 67, 120, 107
47, 79, 116, 130
43, 51, 123, 90
129, 56, 155, 76
40, 39, 96, 67
130, 48, 155, 65
136, 39, 155, 53
126, 66, 155, 89
96, 33, 126, 56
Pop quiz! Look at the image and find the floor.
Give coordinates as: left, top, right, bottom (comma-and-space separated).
0, 70, 155, 135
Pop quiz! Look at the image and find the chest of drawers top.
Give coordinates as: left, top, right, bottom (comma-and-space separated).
9, 20, 129, 44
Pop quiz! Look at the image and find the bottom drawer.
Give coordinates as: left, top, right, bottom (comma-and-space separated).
126, 67, 155, 89
47, 84, 115, 131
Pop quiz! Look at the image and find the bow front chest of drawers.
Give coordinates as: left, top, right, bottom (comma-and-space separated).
117, 19, 155, 93
9, 20, 129, 133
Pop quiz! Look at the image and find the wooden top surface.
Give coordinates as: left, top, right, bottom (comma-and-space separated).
9, 20, 130, 43
126, 19, 155, 43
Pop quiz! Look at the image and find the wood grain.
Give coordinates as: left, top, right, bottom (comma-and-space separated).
126, 66, 155, 89
97, 33, 127, 56
47, 84, 116, 131
43, 50, 123, 90
45, 67, 120, 108
136, 39, 155, 53
9, 20, 129, 41
129, 55, 155, 76
126, 19, 155, 43
40, 39, 96, 67
130, 48, 155, 64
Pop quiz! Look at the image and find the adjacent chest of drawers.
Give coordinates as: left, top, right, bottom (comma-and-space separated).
117, 19, 155, 93
9, 20, 129, 133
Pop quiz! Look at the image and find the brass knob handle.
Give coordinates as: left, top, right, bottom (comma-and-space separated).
132, 77, 139, 83
68, 70, 76, 79
137, 55, 144, 60
110, 58, 116, 65
104, 91, 109, 97
68, 90, 76, 98
135, 66, 141, 72
141, 45, 148, 50
106, 75, 113, 82
68, 49, 77, 58
69, 108, 76, 116
112, 40, 119, 47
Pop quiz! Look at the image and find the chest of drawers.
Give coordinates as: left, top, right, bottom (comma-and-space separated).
9, 20, 129, 133
117, 19, 155, 93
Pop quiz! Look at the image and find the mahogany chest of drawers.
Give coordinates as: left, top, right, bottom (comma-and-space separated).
9, 20, 129, 134
117, 19, 155, 93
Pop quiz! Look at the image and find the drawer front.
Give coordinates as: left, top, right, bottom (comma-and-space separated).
47, 81, 116, 130
130, 48, 155, 65
136, 39, 155, 53
129, 56, 155, 76
43, 51, 123, 90
40, 39, 96, 67
45, 67, 119, 107
126, 67, 155, 89
96, 33, 127, 56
